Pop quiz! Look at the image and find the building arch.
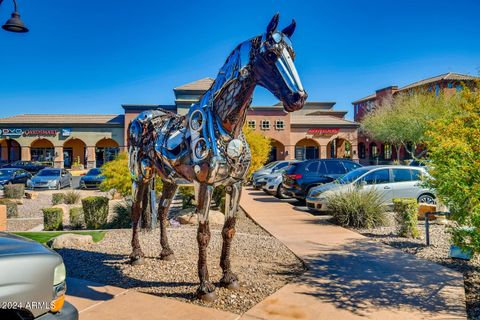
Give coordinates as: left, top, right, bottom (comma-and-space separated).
294, 138, 319, 160
0, 139, 21, 163
269, 139, 286, 162
63, 138, 86, 169
327, 138, 352, 159
30, 139, 55, 163
95, 138, 120, 167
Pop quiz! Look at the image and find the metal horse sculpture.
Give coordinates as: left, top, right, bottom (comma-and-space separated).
128, 14, 307, 301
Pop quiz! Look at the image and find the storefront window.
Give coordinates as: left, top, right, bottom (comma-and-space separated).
370, 143, 378, 159
383, 144, 392, 160
295, 146, 319, 160
31, 148, 55, 163
96, 147, 119, 168
358, 143, 366, 159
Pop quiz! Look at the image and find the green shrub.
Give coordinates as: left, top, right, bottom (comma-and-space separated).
212, 186, 226, 213
108, 200, 132, 229
69, 207, 84, 229
4, 184, 25, 199
327, 187, 387, 228
393, 198, 420, 238
64, 191, 81, 204
51, 193, 64, 205
82, 196, 109, 229
0, 199, 18, 218
178, 186, 195, 209
43, 208, 63, 231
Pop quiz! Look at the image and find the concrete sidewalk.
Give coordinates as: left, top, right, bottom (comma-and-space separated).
66, 277, 239, 320
239, 188, 466, 320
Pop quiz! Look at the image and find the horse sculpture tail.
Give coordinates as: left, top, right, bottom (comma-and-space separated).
128, 118, 157, 231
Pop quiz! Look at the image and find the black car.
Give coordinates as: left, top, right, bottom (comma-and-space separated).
0, 168, 32, 189
2, 161, 49, 174
79, 168, 105, 189
282, 159, 362, 200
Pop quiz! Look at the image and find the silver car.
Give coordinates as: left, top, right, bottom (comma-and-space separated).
261, 170, 290, 199
252, 160, 296, 189
306, 165, 435, 212
28, 168, 72, 190
0, 232, 78, 319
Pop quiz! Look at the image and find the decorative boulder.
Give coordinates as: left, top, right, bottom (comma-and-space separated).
177, 209, 224, 225
25, 191, 38, 200
47, 233, 93, 249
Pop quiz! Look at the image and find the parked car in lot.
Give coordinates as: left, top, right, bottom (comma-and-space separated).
252, 160, 297, 189
79, 168, 105, 189
0, 232, 78, 320
282, 159, 362, 200
2, 161, 50, 174
306, 165, 435, 212
27, 168, 72, 190
0, 168, 32, 189
261, 170, 290, 199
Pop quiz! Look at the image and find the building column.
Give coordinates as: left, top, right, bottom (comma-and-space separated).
319, 144, 328, 159
351, 143, 359, 161
285, 145, 295, 160
21, 146, 31, 161
86, 146, 96, 169
54, 146, 64, 168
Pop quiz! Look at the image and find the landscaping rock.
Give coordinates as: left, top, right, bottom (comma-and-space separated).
52, 204, 70, 223
25, 191, 38, 200
47, 234, 93, 249
176, 208, 224, 225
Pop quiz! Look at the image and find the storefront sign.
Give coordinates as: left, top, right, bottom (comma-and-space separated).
307, 128, 340, 136
23, 129, 58, 136
61, 128, 71, 137
0, 128, 23, 137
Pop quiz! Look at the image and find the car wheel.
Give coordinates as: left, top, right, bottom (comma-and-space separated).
418, 194, 436, 205
56, 182, 61, 190
276, 185, 289, 199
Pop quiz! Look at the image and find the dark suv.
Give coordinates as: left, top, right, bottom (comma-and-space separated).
282, 159, 362, 200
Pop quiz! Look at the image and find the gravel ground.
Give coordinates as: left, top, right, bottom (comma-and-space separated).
59, 209, 305, 314
355, 213, 480, 320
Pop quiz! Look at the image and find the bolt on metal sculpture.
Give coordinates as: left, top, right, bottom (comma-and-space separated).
128, 13, 307, 301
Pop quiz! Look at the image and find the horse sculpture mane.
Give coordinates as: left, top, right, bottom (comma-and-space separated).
127, 13, 307, 301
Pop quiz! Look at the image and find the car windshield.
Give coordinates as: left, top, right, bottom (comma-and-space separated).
0, 169, 14, 176
87, 168, 102, 176
37, 169, 60, 176
263, 162, 278, 169
337, 168, 370, 184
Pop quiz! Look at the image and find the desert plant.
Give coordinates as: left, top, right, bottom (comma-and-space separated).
51, 193, 64, 205
43, 208, 63, 231
0, 199, 18, 218
63, 191, 81, 204
178, 186, 195, 209
69, 207, 84, 229
108, 199, 132, 229
327, 187, 387, 228
4, 184, 25, 199
393, 198, 420, 238
82, 196, 109, 229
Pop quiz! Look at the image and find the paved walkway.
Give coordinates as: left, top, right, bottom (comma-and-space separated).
239, 188, 466, 320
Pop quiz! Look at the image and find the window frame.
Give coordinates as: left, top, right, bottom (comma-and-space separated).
260, 120, 270, 130
275, 120, 285, 130
247, 120, 256, 129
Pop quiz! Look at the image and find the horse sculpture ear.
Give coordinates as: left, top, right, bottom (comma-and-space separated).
281, 19, 296, 38
266, 13, 280, 35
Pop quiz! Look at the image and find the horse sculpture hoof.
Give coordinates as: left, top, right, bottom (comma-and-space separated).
130, 257, 145, 266
160, 253, 175, 261
197, 291, 217, 302
220, 281, 240, 290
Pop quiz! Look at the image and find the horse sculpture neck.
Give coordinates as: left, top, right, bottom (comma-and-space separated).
198, 39, 258, 138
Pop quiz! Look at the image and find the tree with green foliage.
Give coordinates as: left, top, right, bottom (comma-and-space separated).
425, 85, 480, 254
362, 91, 448, 159
243, 125, 272, 178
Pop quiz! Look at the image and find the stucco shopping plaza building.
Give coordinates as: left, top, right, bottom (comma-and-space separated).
0, 78, 359, 168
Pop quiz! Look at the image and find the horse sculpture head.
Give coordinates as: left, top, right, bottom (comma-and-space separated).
252, 13, 307, 112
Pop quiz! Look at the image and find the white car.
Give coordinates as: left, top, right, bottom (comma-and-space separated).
262, 171, 290, 199
306, 165, 435, 212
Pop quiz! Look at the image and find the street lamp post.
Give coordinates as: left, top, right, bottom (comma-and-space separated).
0, 0, 28, 33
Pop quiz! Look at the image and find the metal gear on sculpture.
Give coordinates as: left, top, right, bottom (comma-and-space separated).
128, 13, 307, 301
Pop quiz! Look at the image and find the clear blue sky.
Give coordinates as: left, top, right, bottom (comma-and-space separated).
0, 0, 479, 120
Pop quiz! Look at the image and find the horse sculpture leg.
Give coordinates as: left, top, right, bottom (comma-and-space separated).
219, 182, 242, 290
130, 180, 148, 265
194, 182, 217, 301
158, 180, 178, 260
